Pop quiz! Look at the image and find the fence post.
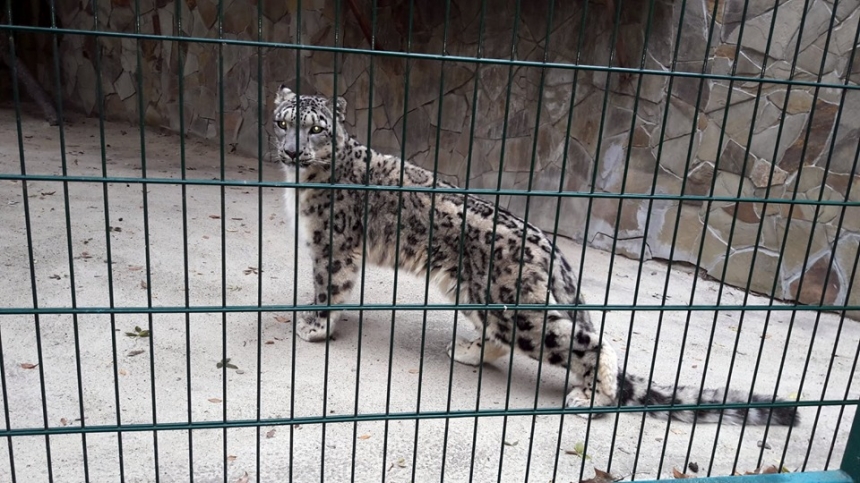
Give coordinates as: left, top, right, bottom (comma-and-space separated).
842, 408, 860, 481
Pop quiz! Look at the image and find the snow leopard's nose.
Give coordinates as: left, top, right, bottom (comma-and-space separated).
283, 148, 298, 160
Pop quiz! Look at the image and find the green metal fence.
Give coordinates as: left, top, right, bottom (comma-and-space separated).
2, 0, 860, 481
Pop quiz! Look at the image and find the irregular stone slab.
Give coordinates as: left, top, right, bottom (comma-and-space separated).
790, 255, 842, 305
779, 100, 839, 171
749, 159, 788, 188
709, 248, 782, 296
777, 218, 832, 277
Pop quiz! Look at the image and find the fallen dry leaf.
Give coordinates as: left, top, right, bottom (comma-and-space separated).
49, 274, 61, 280
274, 315, 290, 324
119, 368, 128, 376
235, 470, 249, 483
140, 280, 148, 289
227, 455, 237, 462
40, 191, 56, 196
408, 368, 419, 374
672, 467, 691, 479
79, 251, 92, 259
20, 363, 38, 369
358, 434, 371, 440
128, 265, 144, 271
580, 468, 616, 483
670, 428, 686, 435
266, 429, 276, 439
757, 465, 779, 474
127, 349, 145, 357
265, 341, 275, 345
208, 397, 222, 403
209, 215, 221, 219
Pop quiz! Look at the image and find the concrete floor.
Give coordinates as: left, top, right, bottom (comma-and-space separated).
0, 104, 858, 482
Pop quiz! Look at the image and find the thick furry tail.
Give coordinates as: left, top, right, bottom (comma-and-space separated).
617, 373, 800, 427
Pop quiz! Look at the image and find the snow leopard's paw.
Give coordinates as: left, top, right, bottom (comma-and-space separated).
565, 385, 614, 419
296, 313, 336, 342
446, 337, 508, 366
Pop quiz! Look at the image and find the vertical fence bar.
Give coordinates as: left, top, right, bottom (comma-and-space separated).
677, 0, 758, 469
705, 0, 815, 472
214, 1, 230, 479
126, 0, 160, 477
288, 3, 304, 481
254, 0, 265, 480
92, 0, 118, 478
322, 0, 342, 479
413, 0, 453, 480
383, 0, 415, 477
352, 3, 378, 481
1, 6, 21, 480
516, 0, 557, 479
12, 2, 55, 480
650, 0, 714, 474
459, 2, 489, 481
603, 0, 664, 475
547, 1, 593, 479
173, 0, 194, 479
584, 0, 631, 475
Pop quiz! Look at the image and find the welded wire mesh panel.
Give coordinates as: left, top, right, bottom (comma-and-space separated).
1, 0, 860, 481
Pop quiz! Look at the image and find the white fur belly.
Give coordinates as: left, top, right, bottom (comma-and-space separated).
282, 170, 307, 244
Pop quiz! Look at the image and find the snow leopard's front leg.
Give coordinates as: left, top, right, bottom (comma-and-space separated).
297, 250, 360, 343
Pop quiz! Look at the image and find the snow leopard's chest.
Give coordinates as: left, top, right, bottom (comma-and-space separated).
282, 168, 309, 244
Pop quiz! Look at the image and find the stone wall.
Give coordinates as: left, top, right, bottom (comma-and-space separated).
40, 0, 860, 312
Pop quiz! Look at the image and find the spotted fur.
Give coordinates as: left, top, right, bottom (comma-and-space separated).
271, 86, 799, 427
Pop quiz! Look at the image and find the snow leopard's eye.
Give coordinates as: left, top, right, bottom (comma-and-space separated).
309, 125, 324, 135
275, 120, 287, 130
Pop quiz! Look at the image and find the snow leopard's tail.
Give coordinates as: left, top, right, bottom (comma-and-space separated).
617, 372, 800, 426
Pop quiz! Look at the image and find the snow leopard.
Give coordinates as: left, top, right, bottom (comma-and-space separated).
270, 85, 799, 427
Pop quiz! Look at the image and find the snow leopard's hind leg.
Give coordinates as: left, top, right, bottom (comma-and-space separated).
564, 334, 618, 418
510, 304, 618, 417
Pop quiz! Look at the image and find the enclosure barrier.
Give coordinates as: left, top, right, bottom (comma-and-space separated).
2, 0, 860, 481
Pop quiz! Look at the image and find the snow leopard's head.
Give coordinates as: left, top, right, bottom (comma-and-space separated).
272, 86, 347, 169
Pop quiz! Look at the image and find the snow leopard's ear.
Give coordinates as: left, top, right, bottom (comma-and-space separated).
274, 85, 296, 105
327, 97, 347, 124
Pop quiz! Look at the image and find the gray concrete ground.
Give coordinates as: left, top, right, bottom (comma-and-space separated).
0, 104, 858, 482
